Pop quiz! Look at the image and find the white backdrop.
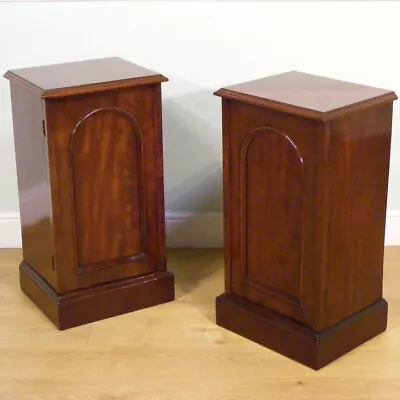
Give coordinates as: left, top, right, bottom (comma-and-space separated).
1, 1, 399, 247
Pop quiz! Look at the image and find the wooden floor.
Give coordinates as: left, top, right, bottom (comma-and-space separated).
0, 248, 400, 399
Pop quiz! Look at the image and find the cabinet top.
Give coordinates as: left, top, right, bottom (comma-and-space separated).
214, 71, 397, 120
4, 57, 168, 98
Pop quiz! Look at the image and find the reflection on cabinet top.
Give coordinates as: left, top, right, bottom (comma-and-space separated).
214, 71, 397, 121
4, 57, 168, 98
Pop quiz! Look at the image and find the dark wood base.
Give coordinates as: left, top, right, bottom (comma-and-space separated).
20, 261, 175, 330
216, 293, 388, 370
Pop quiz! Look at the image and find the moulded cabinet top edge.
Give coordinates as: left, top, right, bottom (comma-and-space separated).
214, 71, 397, 121
3, 57, 168, 99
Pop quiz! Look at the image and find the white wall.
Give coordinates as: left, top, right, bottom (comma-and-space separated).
1, 1, 400, 247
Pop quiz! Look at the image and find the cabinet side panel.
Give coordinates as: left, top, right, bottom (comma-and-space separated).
222, 99, 233, 293
150, 84, 167, 272
325, 103, 393, 328
9, 82, 56, 287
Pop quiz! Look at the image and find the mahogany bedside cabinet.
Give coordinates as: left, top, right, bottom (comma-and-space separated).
4, 57, 174, 329
214, 71, 397, 369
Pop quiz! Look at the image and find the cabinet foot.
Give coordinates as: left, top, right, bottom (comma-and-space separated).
20, 261, 175, 330
216, 293, 387, 370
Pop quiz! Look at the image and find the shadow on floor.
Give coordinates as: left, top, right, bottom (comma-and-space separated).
167, 248, 223, 322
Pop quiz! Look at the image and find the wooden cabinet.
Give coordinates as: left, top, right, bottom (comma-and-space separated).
4, 57, 174, 329
214, 71, 397, 369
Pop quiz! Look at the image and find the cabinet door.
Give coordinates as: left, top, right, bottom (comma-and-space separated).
224, 101, 328, 328
46, 85, 166, 293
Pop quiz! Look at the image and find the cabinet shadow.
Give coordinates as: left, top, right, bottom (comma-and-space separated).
167, 249, 224, 322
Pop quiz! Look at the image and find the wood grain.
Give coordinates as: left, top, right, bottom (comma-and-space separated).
4, 57, 168, 98
70, 108, 146, 271
216, 294, 387, 370
19, 261, 174, 330
241, 126, 305, 306
324, 103, 393, 327
0, 248, 400, 399
45, 85, 165, 293
215, 72, 396, 368
5, 58, 171, 329
8, 82, 57, 288
225, 101, 326, 326
215, 71, 397, 120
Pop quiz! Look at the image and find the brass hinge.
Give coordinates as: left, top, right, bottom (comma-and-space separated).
51, 256, 55, 271
42, 120, 46, 137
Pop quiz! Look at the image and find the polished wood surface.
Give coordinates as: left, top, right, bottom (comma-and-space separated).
1, 248, 400, 398
217, 294, 387, 370
20, 262, 174, 330
4, 57, 168, 98
215, 71, 397, 120
8, 82, 57, 289
241, 125, 304, 306
70, 108, 144, 270
221, 100, 326, 326
5, 59, 172, 329
324, 103, 393, 327
215, 72, 396, 368
45, 85, 166, 293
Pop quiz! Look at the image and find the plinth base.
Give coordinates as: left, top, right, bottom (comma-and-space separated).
216, 293, 387, 370
20, 261, 175, 330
